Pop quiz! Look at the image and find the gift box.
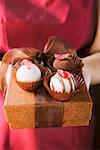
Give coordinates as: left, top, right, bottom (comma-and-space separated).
4, 67, 93, 129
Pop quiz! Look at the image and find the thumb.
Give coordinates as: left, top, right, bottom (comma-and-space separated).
82, 65, 91, 90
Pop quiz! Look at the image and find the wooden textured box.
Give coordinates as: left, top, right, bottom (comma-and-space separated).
4, 69, 93, 129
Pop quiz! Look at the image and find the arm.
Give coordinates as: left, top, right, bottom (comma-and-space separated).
82, 0, 100, 85
90, 0, 100, 53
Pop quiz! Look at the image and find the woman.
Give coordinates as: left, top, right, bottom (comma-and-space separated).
0, 0, 100, 149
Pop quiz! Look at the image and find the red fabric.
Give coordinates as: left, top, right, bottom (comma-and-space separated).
0, 0, 95, 51
0, 0, 95, 149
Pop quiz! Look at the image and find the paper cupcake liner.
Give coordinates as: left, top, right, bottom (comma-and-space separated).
43, 73, 85, 102
67, 54, 83, 74
17, 80, 42, 91
16, 63, 47, 92
73, 74, 85, 89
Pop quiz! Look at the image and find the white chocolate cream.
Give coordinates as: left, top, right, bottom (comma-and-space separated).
16, 63, 41, 82
50, 70, 76, 93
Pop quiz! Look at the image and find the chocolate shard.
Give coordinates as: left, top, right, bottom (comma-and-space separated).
43, 36, 76, 56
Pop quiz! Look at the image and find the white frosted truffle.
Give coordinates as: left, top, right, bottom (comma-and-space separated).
50, 69, 76, 93
16, 61, 41, 82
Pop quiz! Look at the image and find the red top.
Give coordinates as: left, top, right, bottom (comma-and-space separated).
0, 0, 95, 51
0, 0, 95, 149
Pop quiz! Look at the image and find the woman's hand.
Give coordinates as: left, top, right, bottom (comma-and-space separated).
82, 64, 91, 90
82, 52, 100, 89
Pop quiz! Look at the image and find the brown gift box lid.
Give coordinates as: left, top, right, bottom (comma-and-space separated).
4, 68, 93, 129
